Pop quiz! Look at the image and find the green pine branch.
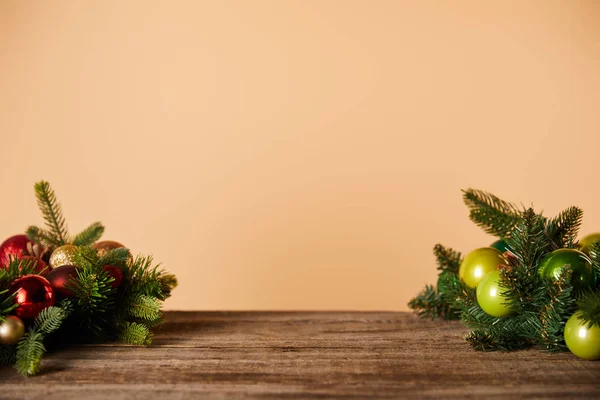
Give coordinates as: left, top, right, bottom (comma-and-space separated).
26, 225, 61, 248
72, 222, 105, 246
462, 189, 520, 238
545, 206, 583, 249
33, 181, 69, 246
127, 294, 162, 321
0, 257, 42, 290
118, 322, 152, 345
123, 256, 172, 300
537, 269, 575, 351
408, 285, 444, 319
589, 242, 600, 284
98, 247, 131, 268
433, 244, 462, 274
576, 291, 600, 328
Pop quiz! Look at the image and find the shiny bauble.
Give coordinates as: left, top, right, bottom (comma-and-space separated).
564, 311, 600, 360
538, 249, 595, 290
49, 245, 79, 268
103, 265, 123, 288
0, 315, 26, 345
491, 239, 510, 253
459, 248, 507, 288
10, 275, 54, 319
0, 234, 34, 267
579, 233, 600, 256
46, 265, 79, 297
92, 240, 125, 258
476, 270, 514, 318
20, 256, 51, 276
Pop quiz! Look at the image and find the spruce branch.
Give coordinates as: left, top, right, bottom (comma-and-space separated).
545, 206, 583, 249
119, 322, 152, 345
433, 244, 462, 274
0, 257, 42, 289
128, 294, 162, 321
15, 331, 46, 377
462, 189, 520, 238
26, 225, 61, 247
589, 241, 600, 283
0, 289, 18, 318
408, 285, 444, 319
72, 222, 105, 246
537, 269, 575, 351
98, 247, 131, 268
33, 181, 69, 246
34, 303, 71, 335
576, 291, 600, 328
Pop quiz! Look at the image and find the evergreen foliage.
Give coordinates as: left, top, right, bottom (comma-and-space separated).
2, 181, 175, 377
410, 189, 600, 354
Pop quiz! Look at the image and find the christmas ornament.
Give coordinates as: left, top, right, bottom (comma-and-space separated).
564, 311, 600, 360
103, 265, 123, 288
0, 234, 33, 267
491, 239, 510, 253
538, 249, 595, 290
458, 247, 507, 289
49, 245, 79, 269
579, 233, 600, 256
0, 315, 26, 345
20, 256, 51, 276
92, 240, 125, 258
10, 275, 55, 319
46, 265, 79, 297
476, 270, 514, 318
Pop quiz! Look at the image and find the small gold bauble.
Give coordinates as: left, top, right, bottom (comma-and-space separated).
0, 315, 25, 345
92, 240, 126, 258
49, 244, 79, 268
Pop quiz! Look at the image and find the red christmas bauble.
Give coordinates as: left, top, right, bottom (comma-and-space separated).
20, 256, 51, 276
0, 235, 34, 268
46, 265, 79, 298
103, 265, 123, 288
10, 275, 54, 319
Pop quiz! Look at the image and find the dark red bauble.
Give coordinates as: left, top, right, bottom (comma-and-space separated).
10, 275, 54, 319
103, 265, 123, 288
46, 265, 79, 298
20, 256, 51, 276
0, 235, 34, 268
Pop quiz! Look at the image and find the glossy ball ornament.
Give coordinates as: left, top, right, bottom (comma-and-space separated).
103, 265, 123, 288
564, 311, 600, 360
0, 234, 34, 267
20, 256, 51, 276
579, 233, 600, 256
476, 270, 514, 318
538, 249, 595, 290
46, 265, 79, 297
10, 275, 54, 319
459, 247, 507, 288
491, 239, 510, 253
49, 245, 79, 268
0, 315, 26, 345
92, 240, 125, 258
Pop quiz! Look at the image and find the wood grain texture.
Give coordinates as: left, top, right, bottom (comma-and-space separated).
1, 312, 599, 399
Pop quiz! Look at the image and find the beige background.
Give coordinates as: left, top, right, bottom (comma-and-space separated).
1, 1, 599, 310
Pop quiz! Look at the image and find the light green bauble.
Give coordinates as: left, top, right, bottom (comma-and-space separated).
579, 233, 600, 256
564, 312, 600, 360
538, 249, 595, 290
476, 270, 514, 318
459, 247, 507, 288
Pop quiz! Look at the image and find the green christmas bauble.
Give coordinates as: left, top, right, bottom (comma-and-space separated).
538, 249, 595, 290
476, 270, 514, 318
579, 233, 600, 256
564, 311, 600, 360
491, 239, 510, 253
459, 247, 507, 288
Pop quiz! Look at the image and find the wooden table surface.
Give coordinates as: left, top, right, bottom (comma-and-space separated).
1, 311, 599, 399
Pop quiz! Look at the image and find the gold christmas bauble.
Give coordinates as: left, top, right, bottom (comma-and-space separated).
0, 315, 25, 345
49, 244, 79, 268
92, 240, 126, 258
